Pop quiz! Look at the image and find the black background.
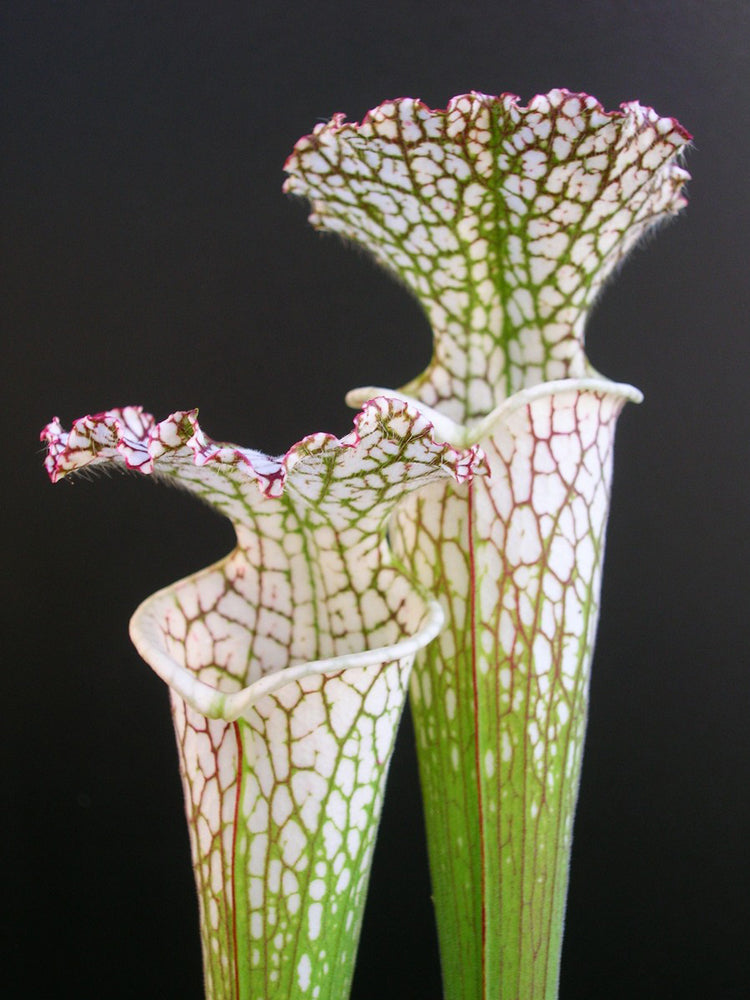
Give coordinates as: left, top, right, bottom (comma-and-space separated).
4, 2, 749, 997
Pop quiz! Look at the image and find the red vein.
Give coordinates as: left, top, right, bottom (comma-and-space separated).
467, 479, 487, 997
231, 721, 243, 1000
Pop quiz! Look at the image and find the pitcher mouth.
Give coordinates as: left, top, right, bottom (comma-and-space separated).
130, 564, 444, 722
347, 376, 642, 449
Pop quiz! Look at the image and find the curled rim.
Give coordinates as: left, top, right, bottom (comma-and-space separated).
346, 376, 643, 449
129, 559, 444, 723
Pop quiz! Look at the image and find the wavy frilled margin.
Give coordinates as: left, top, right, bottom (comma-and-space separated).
285, 90, 691, 999
42, 400, 485, 1000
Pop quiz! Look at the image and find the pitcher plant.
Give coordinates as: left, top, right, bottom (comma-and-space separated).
45, 88, 690, 999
